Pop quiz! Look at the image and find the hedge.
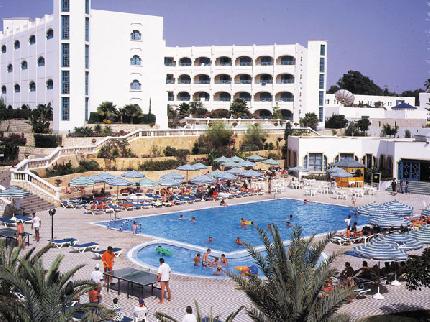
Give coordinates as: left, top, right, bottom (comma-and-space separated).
34, 134, 62, 148
138, 159, 181, 171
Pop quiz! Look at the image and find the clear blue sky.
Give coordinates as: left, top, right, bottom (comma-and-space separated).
0, 0, 427, 92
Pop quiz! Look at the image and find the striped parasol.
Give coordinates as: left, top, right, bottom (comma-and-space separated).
262, 158, 279, 166
121, 170, 145, 179
69, 176, 95, 187
0, 187, 29, 198
411, 225, 430, 244
369, 213, 410, 228
209, 170, 236, 180
240, 170, 263, 178
375, 234, 422, 251
247, 154, 265, 162
383, 200, 413, 215
138, 177, 158, 187
190, 174, 216, 185
238, 160, 256, 168
352, 239, 408, 261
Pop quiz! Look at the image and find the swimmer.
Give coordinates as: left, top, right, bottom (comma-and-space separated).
220, 198, 227, 206
208, 236, 213, 243
193, 253, 201, 266
304, 199, 308, 204
202, 248, 211, 267
191, 216, 197, 223
286, 221, 292, 227
213, 266, 223, 276
211, 257, 219, 267
289, 214, 293, 220
221, 254, 228, 266
178, 214, 185, 220
235, 236, 242, 245
131, 221, 138, 234
240, 218, 245, 226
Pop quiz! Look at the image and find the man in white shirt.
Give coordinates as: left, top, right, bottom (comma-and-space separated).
90, 264, 104, 286
157, 258, 171, 304
182, 306, 197, 322
32, 213, 41, 242
133, 297, 148, 322
344, 214, 351, 228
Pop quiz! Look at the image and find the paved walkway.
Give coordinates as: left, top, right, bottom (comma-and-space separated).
21, 189, 430, 321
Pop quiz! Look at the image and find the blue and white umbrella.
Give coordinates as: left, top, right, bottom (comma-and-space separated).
176, 164, 196, 171
209, 171, 236, 180
91, 172, 116, 183
352, 239, 408, 261
376, 233, 422, 251
383, 200, 413, 215
160, 172, 184, 181
357, 202, 382, 216
214, 156, 229, 163
247, 154, 265, 162
227, 168, 245, 175
369, 213, 410, 228
231, 156, 244, 163
158, 178, 182, 187
411, 225, 430, 244
191, 162, 207, 170
138, 177, 158, 187
330, 168, 353, 178
240, 170, 263, 178
327, 167, 343, 174
288, 166, 309, 172
104, 177, 133, 187
238, 160, 256, 168
69, 176, 95, 187
262, 158, 279, 166
121, 170, 145, 179
222, 161, 242, 168
0, 187, 29, 198
190, 174, 215, 185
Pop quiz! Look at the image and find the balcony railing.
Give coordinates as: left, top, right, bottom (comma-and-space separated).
239, 62, 252, 66
215, 80, 231, 84
277, 80, 294, 84
179, 63, 191, 66
216, 63, 232, 66
178, 80, 191, 84
165, 63, 176, 67
280, 61, 295, 65
279, 98, 294, 102
235, 80, 252, 84
256, 81, 273, 85
166, 80, 175, 84
259, 62, 273, 66
195, 80, 210, 84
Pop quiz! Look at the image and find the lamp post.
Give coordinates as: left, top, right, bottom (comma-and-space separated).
49, 208, 56, 241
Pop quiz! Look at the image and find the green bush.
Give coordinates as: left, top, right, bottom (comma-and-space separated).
34, 134, 62, 148
76, 160, 101, 172
0, 107, 32, 120
46, 161, 74, 177
138, 159, 182, 171
88, 112, 101, 124
140, 113, 156, 124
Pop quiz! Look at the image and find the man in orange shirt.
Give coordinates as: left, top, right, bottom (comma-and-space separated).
102, 246, 115, 286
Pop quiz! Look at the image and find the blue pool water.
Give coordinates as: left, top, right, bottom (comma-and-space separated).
100, 198, 364, 276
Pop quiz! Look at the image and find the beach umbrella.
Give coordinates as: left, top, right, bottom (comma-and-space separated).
160, 172, 184, 181
190, 174, 216, 185
262, 158, 279, 166
176, 164, 196, 171
69, 176, 95, 187
247, 154, 265, 162
158, 178, 182, 187
352, 239, 408, 261
0, 187, 29, 198
231, 156, 244, 163
288, 166, 309, 172
383, 200, 413, 215
376, 234, 422, 251
368, 214, 410, 228
214, 156, 229, 163
222, 161, 242, 168
209, 171, 236, 180
327, 167, 343, 173
240, 170, 263, 178
227, 167, 244, 175
104, 177, 133, 187
91, 172, 116, 183
411, 225, 430, 244
238, 160, 256, 168
330, 168, 353, 178
357, 202, 381, 216
138, 177, 158, 187
191, 163, 207, 170
423, 208, 430, 216
121, 170, 145, 179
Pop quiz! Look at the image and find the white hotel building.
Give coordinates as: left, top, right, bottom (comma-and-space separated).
0, 0, 327, 132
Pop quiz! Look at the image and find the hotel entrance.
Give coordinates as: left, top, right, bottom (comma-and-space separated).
399, 159, 430, 182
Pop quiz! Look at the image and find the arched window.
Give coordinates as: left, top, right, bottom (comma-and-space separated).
29, 35, 36, 45
38, 56, 45, 67
46, 79, 54, 90
14, 84, 20, 93
179, 57, 191, 66
130, 79, 141, 90
46, 28, 54, 39
7, 64, 13, 73
21, 61, 28, 70
130, 30, 141, 41
130, 55, 141, 65
1, 45, 6, 53
1, 86, 6, 94
14, 40, 20, 49
29, 81, 36, 92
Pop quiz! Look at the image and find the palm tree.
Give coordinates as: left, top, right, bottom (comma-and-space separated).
120, 104, 142, 124
155, 300, 244, 321
425, 79, 430, 93
230, 226, 352, 322
0, 242, 112, 322
96, 101, 117, 121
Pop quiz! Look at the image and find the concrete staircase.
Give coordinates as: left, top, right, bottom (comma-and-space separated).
18, 193, 54, 214
386, 181, 430, 195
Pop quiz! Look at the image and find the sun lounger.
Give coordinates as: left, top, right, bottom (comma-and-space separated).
0, 218, 16, 227
92, 247, 122, 258
51, 238, 78, 248
72, 242, 99, 253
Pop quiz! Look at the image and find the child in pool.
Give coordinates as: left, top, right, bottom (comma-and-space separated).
221, 254, 228, 266
193, 253, 201, 266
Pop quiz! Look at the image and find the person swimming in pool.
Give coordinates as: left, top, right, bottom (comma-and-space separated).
235, 236, 242, 245
191, 216, 197, 223
213, 265, 223, 276
193, 253, 201, 266
131, 221, 138, 234
221, 254, 228, 266
202, 249, 211, 267
286, 221, 292, 227
208, 236, 213, 243
178, 214, 185, 220
211, 257, 219, 268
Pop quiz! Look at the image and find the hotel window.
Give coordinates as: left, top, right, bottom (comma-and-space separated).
85, 72, 89, 95
62, 97, 70, 121
319, 91, 324, 106
29, 81, 36, 92
1, 86, 6, 94
130, 55, 141, 66
14, 40, 20, 49
85, 0, 90, 14
46, 28, 54, 40
61, 0, 69, 12
167, 91, 174, 101
29, 35, 36, 45
130, 79, 141, 91
62, 43, 70, 67
85, 98, 89, 121
1, 45, 6, 53
319, 58, 325, 73
38, 56, 45, 67
61, 15, 70, 39
46, 79, 54, 90
85, 45, 89, 69
62, 71, 70, 94
307, 153, 324, 171
319, 74, 324, 89
85, 18, 90, 41
14, 84, 20, 93
130, 30, 141, 41
7, 64, 12, 73
320, 44, 326, 56
21, 61, 28, 70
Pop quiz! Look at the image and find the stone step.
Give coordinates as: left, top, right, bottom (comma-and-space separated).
386, 181, 430, 195
18, 193, 54, 214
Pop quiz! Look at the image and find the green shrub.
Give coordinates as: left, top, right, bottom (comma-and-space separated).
34, 134, 62, 148
88, 112, 101, 124
76, 160, 101, 172
140, 113, 156, 124
138, 159, 182, 171
46, 161, 74, 177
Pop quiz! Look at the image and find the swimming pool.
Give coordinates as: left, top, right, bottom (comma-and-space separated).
100, 198, 364, 276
